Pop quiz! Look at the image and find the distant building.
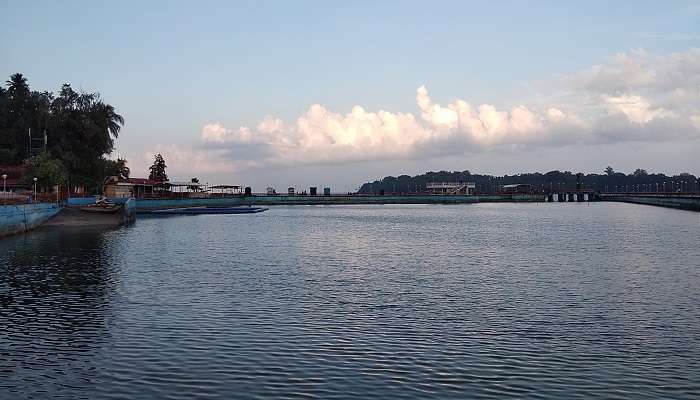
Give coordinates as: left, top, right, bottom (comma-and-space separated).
210, 185, 242, 196
0, 165, 27, 191
103, 176, 134, 198
167, 181, 207, 198
127, 178, 160, 198
426, 182, 475, 195
499, 184, 532, 194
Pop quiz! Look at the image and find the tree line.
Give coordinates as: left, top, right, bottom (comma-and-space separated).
0, 73, 126, 192
358, 168, 700, 194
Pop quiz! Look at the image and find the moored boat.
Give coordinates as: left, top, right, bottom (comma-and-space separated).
147, 206, 268, 215
79, 204, 122, 213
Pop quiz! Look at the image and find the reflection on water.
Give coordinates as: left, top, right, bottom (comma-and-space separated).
1, 203, 699, 399
0, 228, 118, 397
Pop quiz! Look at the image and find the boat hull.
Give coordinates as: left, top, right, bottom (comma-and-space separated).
79, 205, 122, 213
147, 206, 268, 215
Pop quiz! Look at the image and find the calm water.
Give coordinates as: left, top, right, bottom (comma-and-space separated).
1, 203, 699, 399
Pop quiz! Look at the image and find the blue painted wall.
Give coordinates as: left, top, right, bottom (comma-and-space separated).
0, 203, 61, 237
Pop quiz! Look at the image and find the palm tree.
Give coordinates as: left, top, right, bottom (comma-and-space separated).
92, 101, 124, 139
5, 73, 29, 97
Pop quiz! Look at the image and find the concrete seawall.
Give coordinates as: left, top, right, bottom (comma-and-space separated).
132, 194, 546, 211
49, 198, 136, 227
0, 203, 61, 237
601, 194, 700, 211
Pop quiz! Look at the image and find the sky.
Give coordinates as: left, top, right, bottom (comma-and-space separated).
2, 0, 699, 191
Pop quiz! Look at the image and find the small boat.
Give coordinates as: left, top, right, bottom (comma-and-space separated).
79, 204, 123, 214
148, 206, 268, 215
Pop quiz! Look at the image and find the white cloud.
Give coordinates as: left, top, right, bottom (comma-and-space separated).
133, 145, 238, 180
601, 94, 674, 124
150, 48, 700, 173
692, 115, 700, 130
564, 48, 700, 93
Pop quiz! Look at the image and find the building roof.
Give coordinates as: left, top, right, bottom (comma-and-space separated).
167, 181, 204, 187
128, 178, 160, 186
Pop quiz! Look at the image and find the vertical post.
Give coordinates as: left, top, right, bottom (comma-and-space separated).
33, 177, 37, 203
2, 174, 6, 205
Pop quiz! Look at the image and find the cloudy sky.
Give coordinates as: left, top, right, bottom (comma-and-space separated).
2, 1, 699, 190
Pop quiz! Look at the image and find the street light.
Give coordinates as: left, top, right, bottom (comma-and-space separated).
33, 177, 38, 202
2, 174, 6, 204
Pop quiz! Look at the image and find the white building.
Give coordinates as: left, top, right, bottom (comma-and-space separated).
426, 182, 476, 195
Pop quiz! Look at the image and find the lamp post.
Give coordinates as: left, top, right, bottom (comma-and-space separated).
33, 177, 38, 202
2, 174, 6, 204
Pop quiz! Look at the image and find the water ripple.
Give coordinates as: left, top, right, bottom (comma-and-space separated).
1, 203, 699, 399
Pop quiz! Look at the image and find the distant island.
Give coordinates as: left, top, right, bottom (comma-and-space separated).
358, 168, 699, 194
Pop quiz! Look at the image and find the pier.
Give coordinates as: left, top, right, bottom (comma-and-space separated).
545, 190, 596, 203
130, 193, 545, 211
600, 193, 700, 212
57, 191, 700, 217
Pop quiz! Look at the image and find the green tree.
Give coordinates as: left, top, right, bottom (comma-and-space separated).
148, 154, 168, 182
604, 166, 614, 176
0, 74, 125, 192
103, 158, 130, 180
20, 153, 67, 190
633, 168, 648, 178
0, 148, 14, 164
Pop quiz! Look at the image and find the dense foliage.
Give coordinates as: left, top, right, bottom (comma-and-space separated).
20, 153, 68, 188
358, 168, 700, 194
0, 73, 125, 191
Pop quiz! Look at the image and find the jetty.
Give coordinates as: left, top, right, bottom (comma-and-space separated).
599, 193, 700, 212
131, 193, 545, 211
127, 192, 700, 213
44, 198, 136, 228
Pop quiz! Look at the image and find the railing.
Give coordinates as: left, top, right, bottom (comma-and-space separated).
601, 192, 700, 197
426, 182, 476, 189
